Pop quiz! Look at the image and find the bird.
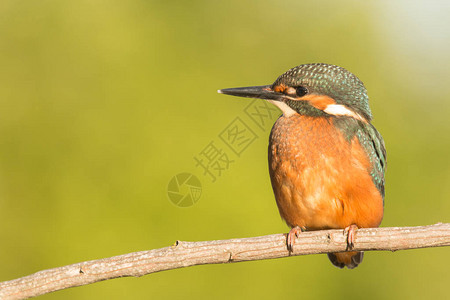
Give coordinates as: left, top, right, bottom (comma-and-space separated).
218, 63, 386, 269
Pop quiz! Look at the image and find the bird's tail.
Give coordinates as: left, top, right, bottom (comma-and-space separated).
327, 251, 364, 269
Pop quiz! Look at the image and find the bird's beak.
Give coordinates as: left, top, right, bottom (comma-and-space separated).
218, 85, 284, 101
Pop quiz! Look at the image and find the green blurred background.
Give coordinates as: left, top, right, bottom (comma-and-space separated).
0, 0, 449, 299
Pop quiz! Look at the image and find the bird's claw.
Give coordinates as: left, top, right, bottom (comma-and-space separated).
287, 226, 303, 253
344, 224, 359, 250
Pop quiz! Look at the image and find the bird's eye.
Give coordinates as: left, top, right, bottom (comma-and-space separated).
295, 86, 308, 97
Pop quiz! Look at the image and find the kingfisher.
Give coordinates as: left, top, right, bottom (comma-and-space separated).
218, 63, 386, 269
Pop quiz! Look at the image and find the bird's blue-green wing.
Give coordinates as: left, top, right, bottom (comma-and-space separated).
334, 118, 386, 199
356, 122, 387, 199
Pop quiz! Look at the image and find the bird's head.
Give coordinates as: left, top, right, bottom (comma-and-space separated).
219, 63, 372, 122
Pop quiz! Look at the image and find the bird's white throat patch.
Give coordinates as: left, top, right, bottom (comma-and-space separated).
268, 100, 297, 117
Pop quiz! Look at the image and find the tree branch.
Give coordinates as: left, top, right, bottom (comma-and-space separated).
1, 223, 449, 299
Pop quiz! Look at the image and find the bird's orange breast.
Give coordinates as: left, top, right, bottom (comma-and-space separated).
268, 115, 383, 231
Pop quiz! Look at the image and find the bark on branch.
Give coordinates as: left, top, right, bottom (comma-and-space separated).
1, 223, 449, 299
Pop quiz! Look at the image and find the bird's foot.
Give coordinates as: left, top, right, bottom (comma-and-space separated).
344, 224, 359, 250
287, 226, 304, 253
